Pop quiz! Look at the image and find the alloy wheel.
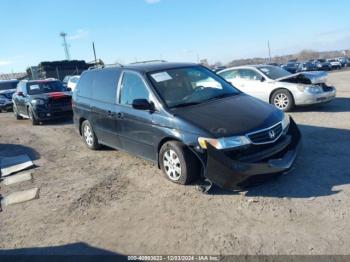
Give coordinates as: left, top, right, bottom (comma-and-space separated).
274, 93, 289, 110
163, 149, 182, 181
83, 124, 94, 146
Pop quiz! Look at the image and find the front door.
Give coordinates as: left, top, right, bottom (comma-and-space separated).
117, 71, 157, 161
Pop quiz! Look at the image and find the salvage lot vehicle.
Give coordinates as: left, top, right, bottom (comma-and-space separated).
327, 59, 342, 70
281, 62, 300, 74
12, 80, 73, 125
297, 61, 317, 72
0, 80, 19, 112
73, 62, 301, 190
64, 75, 80, 91
218, 65, 336, 111
0, 93, 13, 112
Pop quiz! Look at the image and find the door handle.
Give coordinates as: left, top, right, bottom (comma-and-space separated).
107, 110, 115, 117
117, 112, 124, 119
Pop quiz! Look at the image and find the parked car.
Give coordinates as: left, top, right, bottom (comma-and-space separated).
212, 66, 226, 73
327, 59, 342, 70
297, 61, 317, 72
66, 75, 80, 91
218, 65, 336, 111
0, 80, 19, 111
73, 62, 301, 191
313, 59, 332, 71
281, 62, 300, 74
12, 79, 72, 125
336, 57, 349, 67
0, 94, 13, 112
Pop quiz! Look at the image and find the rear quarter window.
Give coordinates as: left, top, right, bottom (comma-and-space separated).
91, 69, 121, 104
76, 71, 94, 98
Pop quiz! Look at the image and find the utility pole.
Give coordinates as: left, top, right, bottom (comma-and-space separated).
60, 32, 71, 60
92, 42, 97, 63
268, 40, 272, 62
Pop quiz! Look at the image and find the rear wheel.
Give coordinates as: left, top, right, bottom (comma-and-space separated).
28, 107, 39, 125
271, 90, 294, 112
81, 120, 100, 150
13, 104, 22, 120
159, 141, 200, 185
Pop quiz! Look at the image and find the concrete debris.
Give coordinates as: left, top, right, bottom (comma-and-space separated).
2, 171, 33, 186
1, 188, 39, 206
0, 154, 34, 177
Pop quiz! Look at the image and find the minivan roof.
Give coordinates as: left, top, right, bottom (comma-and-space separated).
90, 62, 199, 74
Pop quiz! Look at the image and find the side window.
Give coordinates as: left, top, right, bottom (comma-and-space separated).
219, 70, 239, 79
120, 72, 150, 106
239, 69, 262, 81
91, 69, 120, 104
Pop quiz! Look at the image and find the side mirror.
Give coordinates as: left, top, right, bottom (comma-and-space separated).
66, 87, 72, 91
132, 99, 153, 111
17, 91, 24, 97
260, 77, 265, 82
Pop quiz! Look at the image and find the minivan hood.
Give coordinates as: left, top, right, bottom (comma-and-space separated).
275, 71, 327, 84
172, 94, 283, 137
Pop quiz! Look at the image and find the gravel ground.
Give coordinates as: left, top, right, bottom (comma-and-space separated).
0, 70, 349, 255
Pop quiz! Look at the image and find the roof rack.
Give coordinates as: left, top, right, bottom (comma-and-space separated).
130, 60, 167, 65
88, 63, 124, 70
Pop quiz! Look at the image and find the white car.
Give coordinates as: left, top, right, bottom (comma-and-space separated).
217, 65, 336, 111
66, 75, 80, 91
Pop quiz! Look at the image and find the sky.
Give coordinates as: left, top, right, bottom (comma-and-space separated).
0, 0, 349, 72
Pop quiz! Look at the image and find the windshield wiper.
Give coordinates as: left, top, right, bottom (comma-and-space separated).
205, 93, 237, 102
170, 102, 201, 108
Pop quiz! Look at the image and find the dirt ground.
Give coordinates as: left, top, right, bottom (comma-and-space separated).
0, 70, 350, 255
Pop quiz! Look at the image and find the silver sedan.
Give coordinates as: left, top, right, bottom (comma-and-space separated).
217, 65, 336, 111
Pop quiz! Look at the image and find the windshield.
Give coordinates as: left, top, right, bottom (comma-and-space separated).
27, 81, 66, 95
147, 66, 240, 108
257, 66, 292, 80
0, 81, 19, 91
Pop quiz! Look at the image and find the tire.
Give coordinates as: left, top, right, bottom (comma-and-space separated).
159, 141, 200, 185
13, 104, 23, 120
28, 107, 39, 125
81, 120, 100, 150
271, 89, 294, 112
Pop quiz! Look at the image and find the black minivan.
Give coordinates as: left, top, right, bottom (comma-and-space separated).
73, 62, 301, 190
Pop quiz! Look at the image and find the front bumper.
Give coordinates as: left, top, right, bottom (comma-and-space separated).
294, 88, 336, 105
32, 106, 72, 121
202, 118, 301, 190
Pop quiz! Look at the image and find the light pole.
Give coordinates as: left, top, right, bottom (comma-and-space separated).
60, 32, 71, 60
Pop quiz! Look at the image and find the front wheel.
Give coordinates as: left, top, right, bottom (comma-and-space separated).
159, 141, 200, 185
28, 107, 39, 125
271, 90, 294, 112
13, 104, 22, 120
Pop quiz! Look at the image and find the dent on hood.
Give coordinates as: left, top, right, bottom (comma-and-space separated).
276, 71, 328, 85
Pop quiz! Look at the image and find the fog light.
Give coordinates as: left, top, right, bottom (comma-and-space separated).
47, 113, 51, 116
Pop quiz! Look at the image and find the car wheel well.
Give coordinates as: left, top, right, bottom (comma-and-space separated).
157, 138, 201, 170
79, 118, 87, 135
270, 88, 294, 104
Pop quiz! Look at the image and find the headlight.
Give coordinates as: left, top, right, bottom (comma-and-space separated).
281, 114, 290, 130
198, 136, 251, 150
304, 86, 322, 94
31, 99, 45, 105
297, 85, 322, 94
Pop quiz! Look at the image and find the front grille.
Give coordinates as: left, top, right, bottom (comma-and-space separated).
50, 97, 72, 111
247, 123, 282, 144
